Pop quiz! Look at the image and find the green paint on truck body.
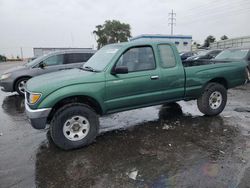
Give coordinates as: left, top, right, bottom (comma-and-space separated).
26, 40, 247, 115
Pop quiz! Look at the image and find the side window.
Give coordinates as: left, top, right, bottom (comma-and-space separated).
116, 46, 156, 72
64, 53, 93, 64
158, 45, 176, 68
42, 54, 64, 66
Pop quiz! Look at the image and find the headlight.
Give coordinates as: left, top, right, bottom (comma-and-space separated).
0, 73, 11, 80
28, 93, 41, 104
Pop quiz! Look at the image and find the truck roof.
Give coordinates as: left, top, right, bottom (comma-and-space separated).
106, 39, 175, 48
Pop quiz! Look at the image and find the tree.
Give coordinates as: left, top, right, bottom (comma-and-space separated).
203, 35, 216, 47
220, 35, 229, 40
0, 55, 7, 62
93, 20, 131, 49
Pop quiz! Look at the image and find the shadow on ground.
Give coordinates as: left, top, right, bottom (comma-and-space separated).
34, 103, 246, 188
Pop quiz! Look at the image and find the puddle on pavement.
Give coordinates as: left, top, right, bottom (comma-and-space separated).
1, 93, 250, 187
34, 103, 245, 188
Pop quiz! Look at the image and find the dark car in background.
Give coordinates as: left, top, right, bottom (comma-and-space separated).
185, 49, 222, 61
214, 48, 250, 80
0, 49, 96, 95
179, 51, 197, 61
214, 48, 250, 66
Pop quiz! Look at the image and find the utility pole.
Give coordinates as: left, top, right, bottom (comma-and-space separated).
20, 47, 23, 60
168, 9, 176, 35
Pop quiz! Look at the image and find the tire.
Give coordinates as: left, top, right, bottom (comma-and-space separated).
197, 82, 227, 116
246, 67, 250, 82
50, 103, 99, 150
15, 77, 29, 96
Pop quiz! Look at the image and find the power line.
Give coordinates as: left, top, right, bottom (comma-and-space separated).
179, 0, 249, 16
178, 0, 250, 22
179, 7, 250, 25
168, 9, 176, 35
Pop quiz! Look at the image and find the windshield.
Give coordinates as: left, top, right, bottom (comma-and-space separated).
25, 54, 47, 67
83, 45, 122, 71
215, 49, 249, 60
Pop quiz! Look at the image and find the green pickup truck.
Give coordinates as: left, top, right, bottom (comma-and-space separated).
25, 40, 249, 150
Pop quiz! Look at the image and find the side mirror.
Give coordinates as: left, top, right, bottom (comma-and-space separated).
112, 66, 128, 75
39, 62, 46, 69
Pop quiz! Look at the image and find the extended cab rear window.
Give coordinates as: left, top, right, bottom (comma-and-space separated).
158, 44, 176, 68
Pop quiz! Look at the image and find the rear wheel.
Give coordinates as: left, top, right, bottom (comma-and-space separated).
197, 83, 227, 116
50, 103, 99, 150
15, 77, 29, 96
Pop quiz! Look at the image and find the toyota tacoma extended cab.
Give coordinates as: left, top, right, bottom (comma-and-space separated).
25, 40, 249, 150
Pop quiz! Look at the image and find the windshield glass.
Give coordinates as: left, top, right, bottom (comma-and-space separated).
215, 49, 249, 60
83, 45, 122, 71
25, 54, 47, 67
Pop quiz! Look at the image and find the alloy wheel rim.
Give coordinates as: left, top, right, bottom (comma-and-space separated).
63, 116, 90, 141
18, 80, 27, 94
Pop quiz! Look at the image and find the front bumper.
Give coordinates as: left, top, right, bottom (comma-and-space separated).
25, 102, 52, 129
0, 79, 14, 92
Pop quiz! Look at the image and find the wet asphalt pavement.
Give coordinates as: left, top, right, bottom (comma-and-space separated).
0, 62, 250, 188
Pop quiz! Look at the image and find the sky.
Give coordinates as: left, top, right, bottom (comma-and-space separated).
0, 0, 249, 58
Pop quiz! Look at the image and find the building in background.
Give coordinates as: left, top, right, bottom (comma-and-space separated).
210, 36, 250, 49
33, 47, 93, 57
130, 34, 192, 52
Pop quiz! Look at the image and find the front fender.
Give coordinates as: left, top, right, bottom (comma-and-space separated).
37, 83, 105, 111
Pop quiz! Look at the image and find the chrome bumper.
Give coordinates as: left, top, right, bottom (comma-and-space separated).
25, 102, 52, 119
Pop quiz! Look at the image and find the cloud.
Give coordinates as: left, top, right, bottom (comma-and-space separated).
0, 0, 249, 57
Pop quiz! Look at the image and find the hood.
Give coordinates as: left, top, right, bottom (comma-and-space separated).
26, 68, 104, 94
186, 55, 199, 61
2, 65, 27, 74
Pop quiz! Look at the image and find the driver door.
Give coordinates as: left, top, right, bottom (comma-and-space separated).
105, 46, 162, 112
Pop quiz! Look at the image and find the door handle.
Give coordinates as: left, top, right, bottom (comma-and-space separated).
150, 75, 159, 80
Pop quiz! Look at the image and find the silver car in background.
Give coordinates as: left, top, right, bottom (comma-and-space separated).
0, 49, 96, 95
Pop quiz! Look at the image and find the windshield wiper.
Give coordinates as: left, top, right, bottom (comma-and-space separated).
79, 66, 100, 72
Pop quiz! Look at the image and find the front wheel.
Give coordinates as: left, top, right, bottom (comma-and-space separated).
197, 83, 227, 116
50, 103, 99, 150
15, 77, 29, 96
246, 67, 250, 82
